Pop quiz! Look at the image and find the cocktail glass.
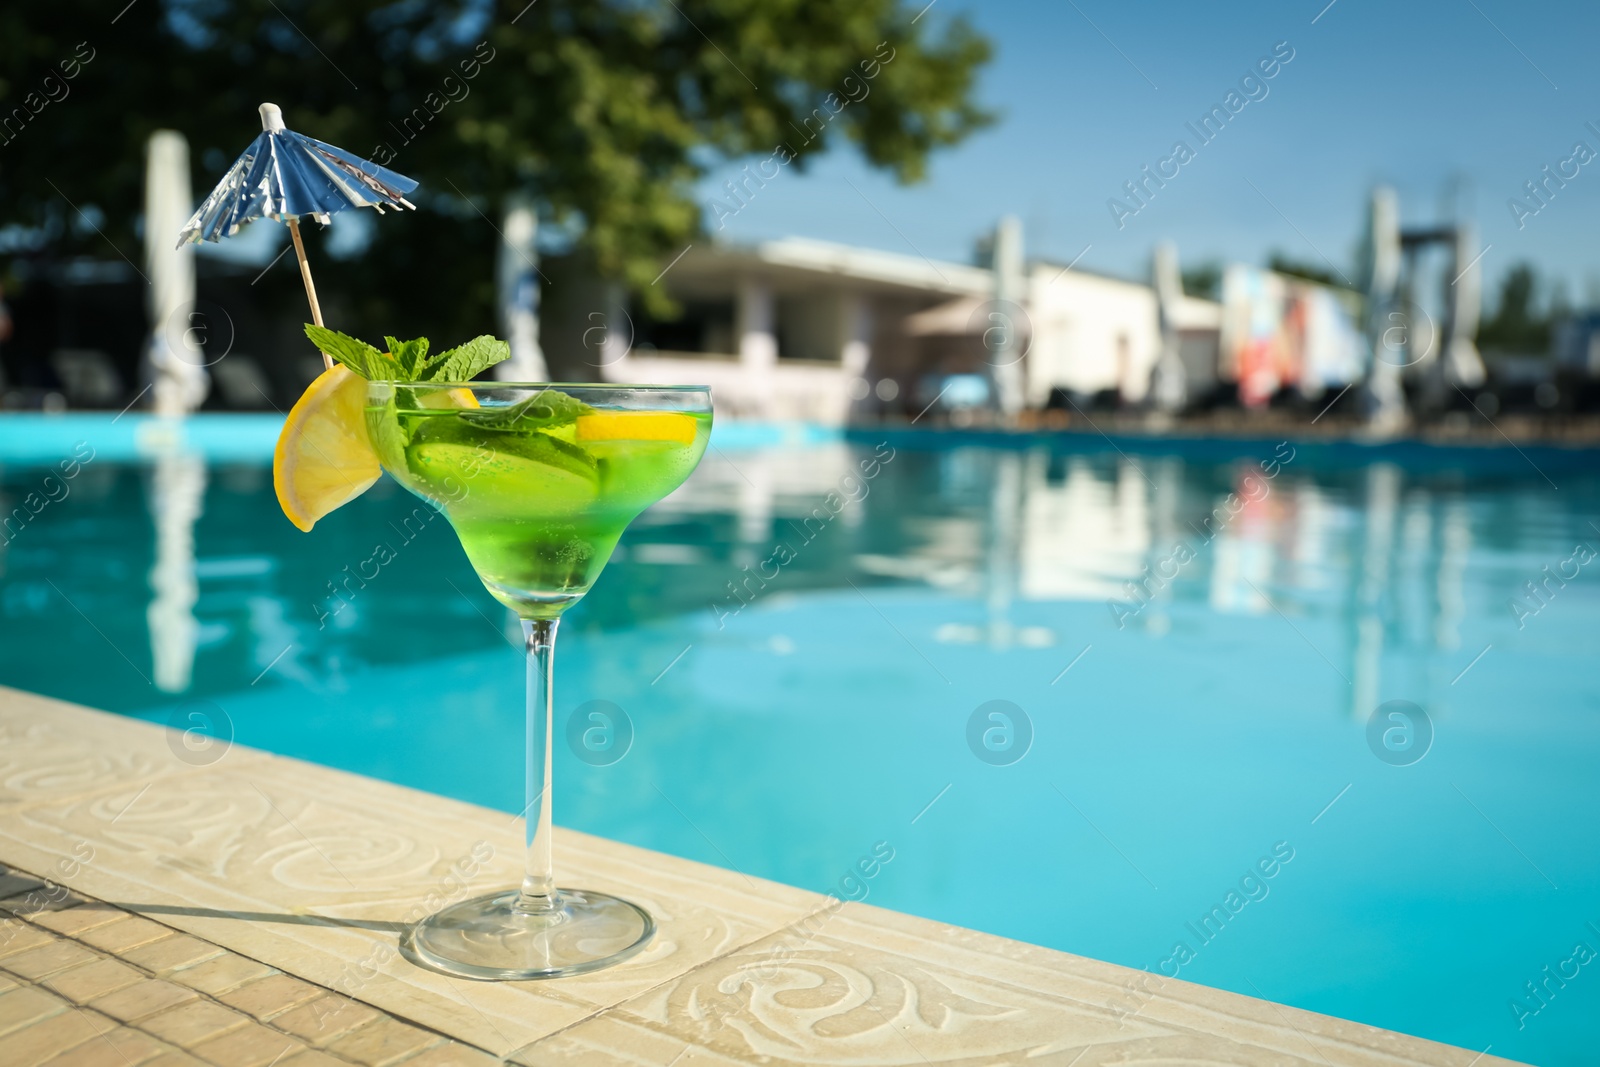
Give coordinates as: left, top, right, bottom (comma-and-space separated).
366, 380, 711, 979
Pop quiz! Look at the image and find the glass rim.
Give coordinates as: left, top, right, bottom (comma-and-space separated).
368, 381, 711, 391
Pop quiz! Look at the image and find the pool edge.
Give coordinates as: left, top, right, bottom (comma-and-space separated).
0, 684, 1527, 1065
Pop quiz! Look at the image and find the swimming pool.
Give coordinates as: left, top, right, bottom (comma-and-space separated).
3, 414, 1597, 1065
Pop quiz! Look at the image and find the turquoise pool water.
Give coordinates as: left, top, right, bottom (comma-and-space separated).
3, 414, 1597, 1064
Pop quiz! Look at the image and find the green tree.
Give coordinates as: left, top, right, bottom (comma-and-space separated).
1477, 262, 1551, 354
1181, 261, 1221, 300
0, 0, 992, 340
1267, 252, 1347, 290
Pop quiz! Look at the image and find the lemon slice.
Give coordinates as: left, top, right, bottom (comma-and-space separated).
417, 387, 480, 409
273, 365, 381, 532
575, 411, 696, 444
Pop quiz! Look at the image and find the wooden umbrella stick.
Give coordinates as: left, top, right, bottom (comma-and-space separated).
286, 217, 332, 370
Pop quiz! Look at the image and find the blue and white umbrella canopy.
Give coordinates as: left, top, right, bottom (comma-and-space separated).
178, 103, 418, 247
175, 103, 421, 371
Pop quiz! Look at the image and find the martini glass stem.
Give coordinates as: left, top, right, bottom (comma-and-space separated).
518, 617, 560, 914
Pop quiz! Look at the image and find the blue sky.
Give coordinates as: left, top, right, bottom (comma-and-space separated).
698, 0, 1600, 304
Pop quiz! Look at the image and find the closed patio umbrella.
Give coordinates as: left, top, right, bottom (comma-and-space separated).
144, 130, 205, 415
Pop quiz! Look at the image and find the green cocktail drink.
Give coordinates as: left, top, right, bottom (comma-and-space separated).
363, 380, 712, 981
272, 319, 712, 979
367, 387, 710, 617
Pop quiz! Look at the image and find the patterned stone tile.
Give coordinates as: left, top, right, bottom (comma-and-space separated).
2, 938, 100, 981
0, 921, 57, 962
0, 889, 90, 919
40, 1024, 185, 1066
396, 1042, 503, 1067
0, 1006, 109, 1065
89, 978, 199, 1023
0, 746, 824, 1054
271, 995, 381, 1045
142, 1053, 211, 1067
322, 1015, 438, 1066
43, 958, 147, 1004
0, 985, 69, 1037
217, 973, 324, 1021
277, 1050, 356, 1067
166, 954, 274, 996
0, 688, 266, 815
0, 687, 1533, 1067
138, 999, 252, 1047
188, 1019, 305, 1067
120, 935, 223, 977
78, 918, 178, 954
0, 869, 46, 900
31, 904, 128, 939
508, 900, 1527, 1067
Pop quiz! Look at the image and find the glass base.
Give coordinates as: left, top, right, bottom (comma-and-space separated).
400, 888, 654, 980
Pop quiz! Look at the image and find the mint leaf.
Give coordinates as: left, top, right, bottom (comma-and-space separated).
305, 325, 512, 384
385, 336, 430, 379
305, 324, 390, 379
460, 388, 591, 430
427, 335, 510, 383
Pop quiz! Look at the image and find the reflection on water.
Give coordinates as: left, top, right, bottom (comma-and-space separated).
146, 449, 206, 692
4, 432, 1594, 749
1352, 465, 1399, 721
2, 432, 1599, 1065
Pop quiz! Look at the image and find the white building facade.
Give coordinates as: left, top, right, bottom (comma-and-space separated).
551, 231, 1224, 423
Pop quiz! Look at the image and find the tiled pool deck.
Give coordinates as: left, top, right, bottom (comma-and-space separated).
0, 686, 1521, 1066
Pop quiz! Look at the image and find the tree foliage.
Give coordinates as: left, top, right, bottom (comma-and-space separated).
1477, 262, 1552, 355
1267, 252, 1346, 291
0, 0, 992, 338
1180, 261, 1221, 301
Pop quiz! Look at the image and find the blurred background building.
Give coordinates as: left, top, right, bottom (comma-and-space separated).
4, 135, 1590, 434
